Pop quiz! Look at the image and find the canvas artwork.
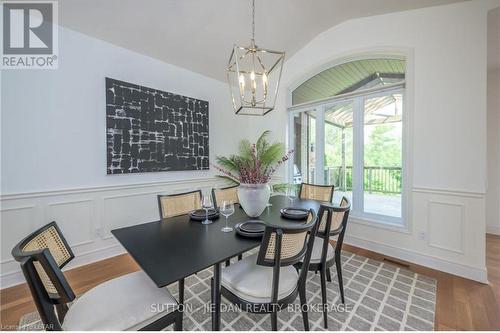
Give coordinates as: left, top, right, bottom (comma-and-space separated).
106, 78, 209, 174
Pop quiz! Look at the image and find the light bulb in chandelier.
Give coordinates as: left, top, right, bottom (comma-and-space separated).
262, 72, 268, 97
239, 74, 245, 97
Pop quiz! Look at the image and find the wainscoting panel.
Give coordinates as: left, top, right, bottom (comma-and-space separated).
103, 192, 161, 238
46, 199, 94, 248
0, 206, 37, 264
0, 182, 488, 287
0, 178, 222, 288
343, 187, 487, 283
427, 200, 465, 254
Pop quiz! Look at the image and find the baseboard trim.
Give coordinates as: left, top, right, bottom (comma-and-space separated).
486, 225, 500, 236
344, 234, 489, 284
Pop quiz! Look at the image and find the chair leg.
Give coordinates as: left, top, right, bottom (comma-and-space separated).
320, 267, 328, 329
238, 254, 242, 261
174, 310, 183, 331
335, 256, 345, 304
178, 278, 185, 305
270, 311, 278, 331
299, 284, 310, 331
326, 267, 332, 282
225, 259, 230, 267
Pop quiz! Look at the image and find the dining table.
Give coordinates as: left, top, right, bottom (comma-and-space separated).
111, 194, 327, 331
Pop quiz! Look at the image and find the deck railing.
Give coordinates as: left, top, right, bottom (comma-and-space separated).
308, 166, 402, 194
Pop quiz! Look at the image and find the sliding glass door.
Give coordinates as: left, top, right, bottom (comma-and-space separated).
289, 89, 404, 225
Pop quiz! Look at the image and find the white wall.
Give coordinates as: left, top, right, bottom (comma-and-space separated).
486, 7, 500, 236
247, 1, 500, 282
1, 27, 248, 195
0, 27, 248, 287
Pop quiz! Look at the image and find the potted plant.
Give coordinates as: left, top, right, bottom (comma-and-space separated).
213, 131, 294, 217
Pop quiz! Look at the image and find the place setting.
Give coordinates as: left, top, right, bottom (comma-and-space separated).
280, 186, 310, 220
188, 193, 220, 224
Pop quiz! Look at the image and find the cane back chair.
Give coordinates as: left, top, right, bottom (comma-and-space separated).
211, 185, 239, 208
212, 185, 243, 265
298, 183, 334, 202
219, 210, 319, 331
297, 197, 351, 328
157, 189, 202, 219
157, 189, 203, 306
11, 221, 182, 331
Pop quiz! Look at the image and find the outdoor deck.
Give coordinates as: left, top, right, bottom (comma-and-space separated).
333, 192, 401, 218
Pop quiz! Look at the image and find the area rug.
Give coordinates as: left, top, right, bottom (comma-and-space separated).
18, 251, 436, 331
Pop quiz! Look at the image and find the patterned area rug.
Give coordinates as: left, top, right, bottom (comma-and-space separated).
19, 251, 436, 331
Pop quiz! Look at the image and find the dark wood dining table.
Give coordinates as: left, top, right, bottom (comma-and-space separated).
111, 195, 326, 331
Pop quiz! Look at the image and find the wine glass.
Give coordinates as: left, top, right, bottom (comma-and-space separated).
201, 194, 213, 225
220, 200, 235, 232
266, 184, 274, 207
286, 186, 297, 205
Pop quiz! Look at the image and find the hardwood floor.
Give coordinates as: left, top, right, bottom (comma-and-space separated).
1, 235, 499, 330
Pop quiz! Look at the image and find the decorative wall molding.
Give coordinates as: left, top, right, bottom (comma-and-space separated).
426, 200, 465, 254
0, 177, 223, 289
0, 205, 37, 265
0, 181, 488, 288
412, 186, 485, 198
102, 190, 165, 238
0, 177, 217, 201
46, 199, 95, 248
344, 234, 488, 284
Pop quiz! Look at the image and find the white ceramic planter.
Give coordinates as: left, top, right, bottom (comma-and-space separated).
237, 183, 271, 217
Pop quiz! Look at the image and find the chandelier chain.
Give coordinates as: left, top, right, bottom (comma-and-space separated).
251, 0, 255, 40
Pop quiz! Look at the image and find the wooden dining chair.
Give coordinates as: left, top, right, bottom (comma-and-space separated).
298, 182, 334, 202
211, 185, 239, 208
296, 197, 351, 329
157, 189, 202, 307
157, 189, 202, 219
218, 210, 319, 331
11, 221, 182, 331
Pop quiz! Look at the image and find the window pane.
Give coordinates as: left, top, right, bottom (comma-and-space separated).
363, 94, 403, 218
324, 102, 353, 205
292, 111, 316, 184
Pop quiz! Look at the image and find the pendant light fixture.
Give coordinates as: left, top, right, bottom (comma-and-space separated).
226, 0, 285, 116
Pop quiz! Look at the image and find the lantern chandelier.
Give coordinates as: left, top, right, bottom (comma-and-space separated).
226, 0, 285, 116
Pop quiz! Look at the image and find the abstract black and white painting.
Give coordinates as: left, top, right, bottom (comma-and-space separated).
106, 78, 209, 174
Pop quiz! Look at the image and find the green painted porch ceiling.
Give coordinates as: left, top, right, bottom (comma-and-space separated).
292, 58, 405, 106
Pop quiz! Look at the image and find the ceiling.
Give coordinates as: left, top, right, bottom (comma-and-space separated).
292, 58, 405, 105
59, 0, 466, 82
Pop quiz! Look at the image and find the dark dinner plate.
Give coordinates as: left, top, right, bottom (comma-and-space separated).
235, 220, 266, 238
280, 208, 309, 220
189, 209, 219, 221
